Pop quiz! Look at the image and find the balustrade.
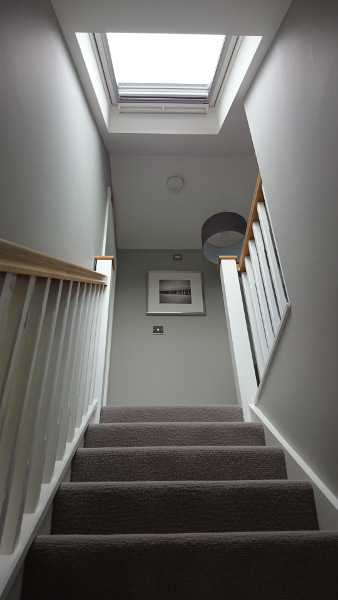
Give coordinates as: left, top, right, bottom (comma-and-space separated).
0, 240, 115, 597
219, 174, 290, 413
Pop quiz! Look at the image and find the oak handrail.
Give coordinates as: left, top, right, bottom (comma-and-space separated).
238, 173, 264, 273
0, 238, 108, 285
217, 173, 265, 273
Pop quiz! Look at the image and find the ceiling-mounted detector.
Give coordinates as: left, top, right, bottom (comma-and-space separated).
167, 176, 184, 193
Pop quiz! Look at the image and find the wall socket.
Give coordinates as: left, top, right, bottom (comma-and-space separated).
153, 326, 164, 335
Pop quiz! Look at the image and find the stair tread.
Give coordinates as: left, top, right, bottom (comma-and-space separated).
52, 480, 318, 535
22, 532, 338, 600
84, 421, 265, 447
71, 446, 287, 482
100, 405, 244, 423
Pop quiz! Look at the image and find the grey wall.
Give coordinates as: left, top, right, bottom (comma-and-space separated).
0, 0, 111, 268
108, 250, 237, 406
244, 0, 338, 495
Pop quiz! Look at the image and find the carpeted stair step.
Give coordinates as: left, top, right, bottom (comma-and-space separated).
51, 480, 318, 535
100, 404, 244, 423
71, 446, 287, 482
22, 531, 338, 600
84, 421, 265, 447
24, 402, 337, 598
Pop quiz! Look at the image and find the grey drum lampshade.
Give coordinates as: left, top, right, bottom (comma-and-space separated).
201, 212, 247, 264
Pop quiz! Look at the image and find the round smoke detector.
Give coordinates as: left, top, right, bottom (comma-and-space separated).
167, 176, 184, 193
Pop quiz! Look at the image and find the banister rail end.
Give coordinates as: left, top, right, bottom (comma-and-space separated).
217, 256, 239, 271
95, 256, 115, 271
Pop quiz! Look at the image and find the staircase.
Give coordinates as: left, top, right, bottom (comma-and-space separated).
22, 405, 338, 599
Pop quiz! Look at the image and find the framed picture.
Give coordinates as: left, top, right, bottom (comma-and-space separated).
147, 271, 205, 315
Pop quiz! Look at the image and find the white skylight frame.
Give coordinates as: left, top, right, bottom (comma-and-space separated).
92, 32, 241, 114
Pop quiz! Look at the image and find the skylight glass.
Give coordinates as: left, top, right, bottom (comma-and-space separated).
106, 33, 225, 100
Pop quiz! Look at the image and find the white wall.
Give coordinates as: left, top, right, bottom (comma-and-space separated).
108, 250, 237, 406
244, 0, 338, 496
0, 0, 112, 268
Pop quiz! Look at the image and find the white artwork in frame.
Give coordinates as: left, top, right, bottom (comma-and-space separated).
147, 271, 205, 315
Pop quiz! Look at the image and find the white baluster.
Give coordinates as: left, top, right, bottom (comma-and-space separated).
42, 282, 73, 483
25, 280, 63, 512
75, 284, 94, 428
67, 283, 88, 443
0, 278, 50, 554
257, 202, 288, 315
248, 240, 274, 349
253, 221, 281, 334
56, 282, 81, 461
245, 257, 269, 362
83, 285, 101, 416
0, 277, 36, 526
241, 272, 265, 378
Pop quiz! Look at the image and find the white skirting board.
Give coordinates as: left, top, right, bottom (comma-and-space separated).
249, 403, 338, 530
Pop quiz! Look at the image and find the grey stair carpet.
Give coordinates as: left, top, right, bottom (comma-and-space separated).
22, 405, 338, 599
84, 421, 265, 447
71, 445, 288, 481
23, 532, 338, 600
100, 404, 244, 422
52, 480, 318, 535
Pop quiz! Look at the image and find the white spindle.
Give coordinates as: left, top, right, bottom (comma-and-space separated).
0, 273, 5, 295
82, 285, 100, 416
0, 276, 30, 402
248, 240, 275, 349
0, 277, 36, 518
257, 202, 288, 315
67, 283, 88, 443
0, 274, 16, 347
245, 257, 269, 362
56, 282, 81, 461
0, 278, 51, 554
74, 284, 93, 428
88, 286, 104, 409
252, 221, 281, 334
42, 282, 73, 483
25, 280, 63, 512
241, 272, 265, 378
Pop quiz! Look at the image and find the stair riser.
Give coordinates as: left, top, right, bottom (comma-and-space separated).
100, 405, 244, 423
84, 422, 265, 448
22, 533, 338, 600
71, 447, 287, 482
52, 481, 318, 535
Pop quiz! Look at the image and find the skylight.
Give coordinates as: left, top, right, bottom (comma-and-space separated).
105, 33, 225, 102
92, 32, 240, 110
77, 30, 261, 130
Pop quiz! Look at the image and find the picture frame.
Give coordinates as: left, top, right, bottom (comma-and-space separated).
147, 271, 205, 315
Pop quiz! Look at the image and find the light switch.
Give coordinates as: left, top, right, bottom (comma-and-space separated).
153, 326, 164, 335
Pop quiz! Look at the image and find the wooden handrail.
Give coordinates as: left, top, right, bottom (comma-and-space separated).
217, 173, 265, 274
0, 239, 108, 285
238, 173, 264, 273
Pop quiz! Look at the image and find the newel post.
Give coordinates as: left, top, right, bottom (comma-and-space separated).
93, 256, 116, 420
218, 257, 257, 421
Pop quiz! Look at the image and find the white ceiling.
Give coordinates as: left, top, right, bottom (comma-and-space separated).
51, 0, 292, 249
